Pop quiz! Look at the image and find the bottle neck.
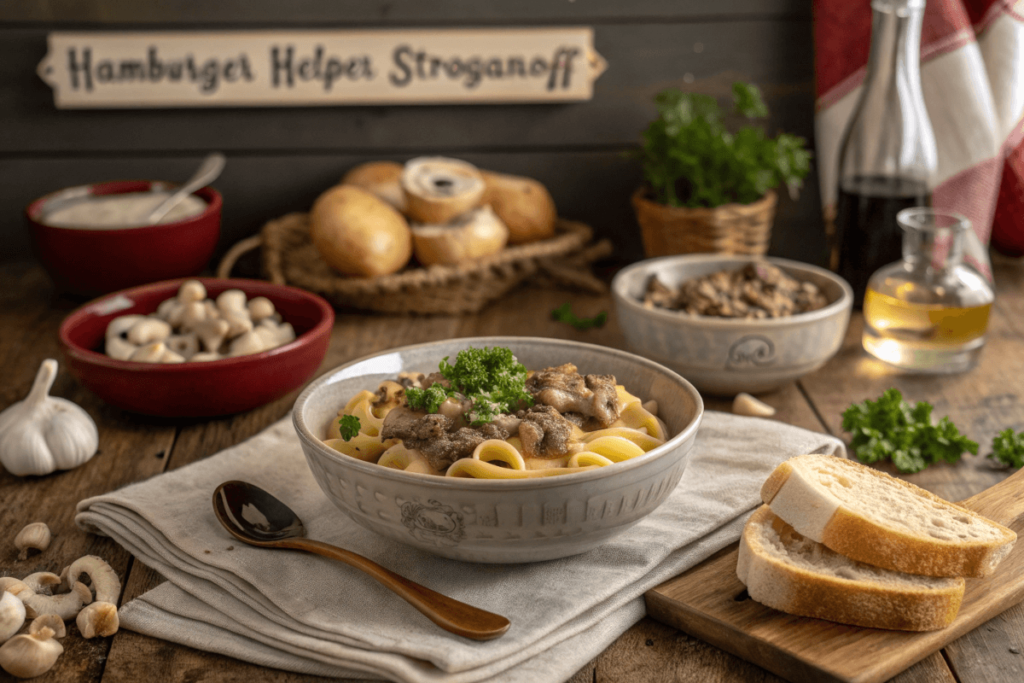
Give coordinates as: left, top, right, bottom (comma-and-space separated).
904, 226, 966, 277
839, 0, 936, 184
864, 1, 926, 112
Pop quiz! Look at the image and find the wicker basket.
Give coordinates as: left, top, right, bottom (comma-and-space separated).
217, 213, 611, 315
632, 188, 776, 257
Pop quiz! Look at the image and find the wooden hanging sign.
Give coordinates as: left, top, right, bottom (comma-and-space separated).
36, 28, 608, 109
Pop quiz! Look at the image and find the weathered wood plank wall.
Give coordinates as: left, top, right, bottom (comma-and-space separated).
0, 1, 823, 269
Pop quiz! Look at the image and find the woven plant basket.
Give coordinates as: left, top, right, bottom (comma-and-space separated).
217, 214, 610, 315
632, 188, 776, 257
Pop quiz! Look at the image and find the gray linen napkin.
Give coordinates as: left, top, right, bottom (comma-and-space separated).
76, 411, 844, 682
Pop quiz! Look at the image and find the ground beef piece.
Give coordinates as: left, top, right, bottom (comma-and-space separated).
381, 407, 451, 442
526, 364, 621, 427
381, 407, 507, 471
518, 405, 576, 458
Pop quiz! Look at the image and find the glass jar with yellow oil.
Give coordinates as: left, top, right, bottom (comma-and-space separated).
862, 208, 993, 372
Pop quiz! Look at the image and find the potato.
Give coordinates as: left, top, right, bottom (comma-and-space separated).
309, 185, 412, 278
341, 161, 405, 211
481, 171, 557, 245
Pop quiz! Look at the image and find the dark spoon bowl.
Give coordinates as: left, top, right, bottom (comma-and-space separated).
212, 480, 511, 641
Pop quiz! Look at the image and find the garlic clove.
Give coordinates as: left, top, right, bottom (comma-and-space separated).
76, 602, 119, 639
732, 392, 776, 417
66, 556, 121, 605
15, 523, 52, 561
0, 591, 26, 642
28, 614, 65, 639
0, 360, 98, 477
0, 580, 32, 600
0, 626, 63, 678
22, 582, 90, 621
21, 573, 60, 596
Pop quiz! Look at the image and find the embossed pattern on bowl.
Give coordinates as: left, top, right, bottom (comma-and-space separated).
293, 337, 703, 563
611, 255, 853, 396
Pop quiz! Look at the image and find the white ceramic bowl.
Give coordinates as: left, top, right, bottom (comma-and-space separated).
611, 255, 853, 396
293, 337, 703, 563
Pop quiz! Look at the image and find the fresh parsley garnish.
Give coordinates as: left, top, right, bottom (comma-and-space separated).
990, 429, 1024, 469
338, 415, 361, 442
551, 303, 607, 331
405, 383, 450, 414
404, 346, 534, 426
841, 389, 978, 473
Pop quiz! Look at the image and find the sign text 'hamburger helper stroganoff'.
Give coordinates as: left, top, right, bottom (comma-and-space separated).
37, 29, 607, 108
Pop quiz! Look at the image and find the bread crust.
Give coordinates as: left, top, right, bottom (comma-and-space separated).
766, 455, 1016, 578
759, 460, 792, 504
481, 171, 557, 245
738, 506, 964, 631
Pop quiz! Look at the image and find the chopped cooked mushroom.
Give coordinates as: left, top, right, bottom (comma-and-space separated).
643, 264, 829, 319
526, 364, 621, 427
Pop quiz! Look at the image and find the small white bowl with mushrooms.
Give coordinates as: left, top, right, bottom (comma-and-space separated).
59, 278, 334, 417
612, 255, 853, 396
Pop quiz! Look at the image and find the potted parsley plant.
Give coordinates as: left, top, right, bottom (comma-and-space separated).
632, 82, 811, 257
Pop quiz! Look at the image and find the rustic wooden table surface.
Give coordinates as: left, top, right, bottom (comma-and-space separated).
2, 257, 1023, 683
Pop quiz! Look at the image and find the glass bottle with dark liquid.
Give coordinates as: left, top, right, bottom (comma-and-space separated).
836, 175, 931, 303
831, 0, 937, 307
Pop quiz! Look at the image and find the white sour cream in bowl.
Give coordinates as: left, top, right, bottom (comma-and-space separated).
42, 192, 207, 229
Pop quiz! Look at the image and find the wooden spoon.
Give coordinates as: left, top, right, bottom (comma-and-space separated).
212, 480, 510, 641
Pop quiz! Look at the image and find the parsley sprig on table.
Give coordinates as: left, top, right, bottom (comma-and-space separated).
338, 415, 361, 442
551, 303, 608, 331
990, 429, 1024, 469
841, 389, 978, 473
405, 346, 534, 426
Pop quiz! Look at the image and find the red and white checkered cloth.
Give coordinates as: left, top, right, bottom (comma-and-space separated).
815, 0, 1024, 270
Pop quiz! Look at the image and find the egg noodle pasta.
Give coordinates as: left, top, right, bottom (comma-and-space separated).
322, 355, 669, 479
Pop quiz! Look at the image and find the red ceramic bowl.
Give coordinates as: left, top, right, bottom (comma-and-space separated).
59, 278, 334, 417
27, 180, 223, 296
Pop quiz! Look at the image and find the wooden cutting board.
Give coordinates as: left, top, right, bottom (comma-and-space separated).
644, 466, 1024, 683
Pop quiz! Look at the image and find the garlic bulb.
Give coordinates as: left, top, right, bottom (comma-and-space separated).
0, 359, 98, 476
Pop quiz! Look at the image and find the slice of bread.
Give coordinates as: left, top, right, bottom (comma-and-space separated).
737, 506, 965, 631
762, 454, 1016, 578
